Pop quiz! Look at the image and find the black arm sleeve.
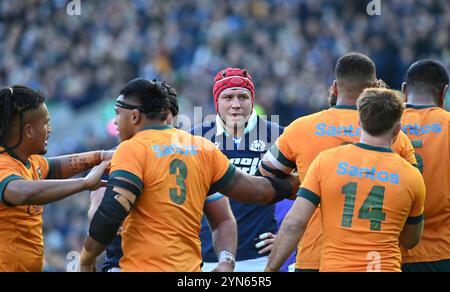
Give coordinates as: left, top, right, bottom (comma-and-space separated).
264, 176, 293, 204
89, 185, 128, 245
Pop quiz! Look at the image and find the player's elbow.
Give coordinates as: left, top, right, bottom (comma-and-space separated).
16, 191, 40, 206
237, 192, 272, 205
211, 217, 237, 240
258, 192, 276, 205
400, 221, 423, 249
3, 192, 25, 206
400, 233, 421, 249
284, 216, 306, 235
400, 237, 420, 249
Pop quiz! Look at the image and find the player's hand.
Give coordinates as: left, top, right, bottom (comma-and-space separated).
84, 161, 110, 190
211, 261, 234, 272
255, 232, 276, 255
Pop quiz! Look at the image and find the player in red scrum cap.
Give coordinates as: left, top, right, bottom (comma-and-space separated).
193, 67, 295, 272
212, 67, 256, 138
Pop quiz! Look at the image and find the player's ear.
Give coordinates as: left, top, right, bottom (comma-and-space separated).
23, 123, 33, 139
131, 109, 141, 125
392, 122, 401, 143
443, 84, 449, 96
332, 80, 338, 96
166, 110, 174, 125
439, 84, 449, 107
401, 82, 408, 102
393, 122, 401, 135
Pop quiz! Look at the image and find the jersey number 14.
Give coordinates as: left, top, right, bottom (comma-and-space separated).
341, 182, 386, 231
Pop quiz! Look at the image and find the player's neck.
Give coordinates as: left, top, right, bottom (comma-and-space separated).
140, 120, 169, 130
225, 123, 244, 138
4, 143, 30, 165
336, 95, 358, 106
218, 118, 244, 138
406, 93, 438, 106
359, 131, 392, 149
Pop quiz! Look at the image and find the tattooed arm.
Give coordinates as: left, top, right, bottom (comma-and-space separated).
2, 161, 110, 206
48, 150, 114, 179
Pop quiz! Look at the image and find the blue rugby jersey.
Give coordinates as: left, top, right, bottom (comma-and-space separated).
191, 111, 289, 262
102, 234, 123, 272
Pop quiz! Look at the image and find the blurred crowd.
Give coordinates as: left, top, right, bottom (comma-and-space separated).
1, 0, 450, 271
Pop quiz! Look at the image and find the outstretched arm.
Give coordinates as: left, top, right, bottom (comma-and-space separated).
2, 161, 109, 206
48, 150, 114, 179
258, 143, 296, 179
218, 168, 299, 205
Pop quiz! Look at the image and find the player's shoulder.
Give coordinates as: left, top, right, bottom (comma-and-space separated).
28, 154, 47, 165
284, 110, 327, 133
392, 150, 421, 176
0, 153, 25, 182
192, 133, 217, 152
319, 143, 353, 158
396, 129, 411, 142
406, 106, 450, 120
424, 107, 450, 131
169, 128, 217, 155
116, 138, 137, 149
400, 164, 424, 191
434, 107, 450, 120
115, 137, 146, 156
0, 152, 17, 168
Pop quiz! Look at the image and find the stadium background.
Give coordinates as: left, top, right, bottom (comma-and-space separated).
1, 0, 450, 271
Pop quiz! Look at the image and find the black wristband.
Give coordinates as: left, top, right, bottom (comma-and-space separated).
264, 176, 293, 204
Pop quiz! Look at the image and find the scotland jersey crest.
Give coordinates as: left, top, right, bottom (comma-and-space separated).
250, 140, 266, 152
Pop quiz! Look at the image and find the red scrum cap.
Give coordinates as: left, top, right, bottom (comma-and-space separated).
212, 67, 255, 112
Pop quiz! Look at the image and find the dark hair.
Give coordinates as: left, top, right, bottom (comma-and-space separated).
327, 78, 388, 108
406, 59, 449, 100
335, 52, 376, 88
0, 85, 45, 153
119, 78, 178, 121
357, 88, 405, 136
167, 91, 179, 117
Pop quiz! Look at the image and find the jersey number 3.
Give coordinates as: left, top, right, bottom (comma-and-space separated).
169, 159, 188, 205
341, 182, 386, 231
